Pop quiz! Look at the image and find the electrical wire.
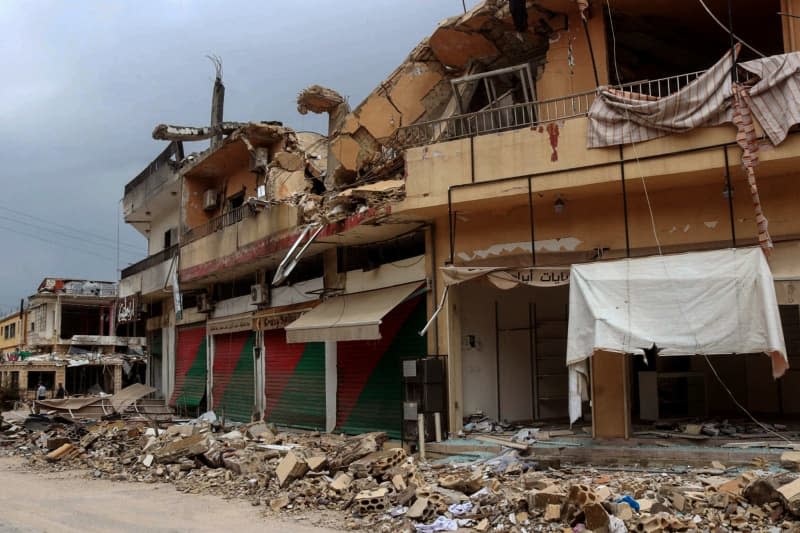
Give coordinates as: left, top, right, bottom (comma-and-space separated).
704, 354, 794, 443
696, 0, 767, 58
606, 0, 662, 254
0, 224, 125, 264
0, 213, 142, 261
0, 204, 144, 253
605, 1, 791, 443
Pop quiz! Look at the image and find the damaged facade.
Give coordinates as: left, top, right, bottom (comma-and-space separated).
119, 0, 800, 444
0, 278, 146, 399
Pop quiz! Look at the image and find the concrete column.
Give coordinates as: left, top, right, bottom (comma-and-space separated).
325, 341, 337, 433
162, 326, 174, 401
207, 331, 215, 410
55, 366, 66, 393
113, 365, 123, 393
54, 298, 62, 345
446, 285, 463, 435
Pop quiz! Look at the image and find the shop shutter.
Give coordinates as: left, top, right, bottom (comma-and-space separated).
264, 330, 325, 430
336, 296, 427, 439
212, 331, 255, 423
171, 325, 207, 413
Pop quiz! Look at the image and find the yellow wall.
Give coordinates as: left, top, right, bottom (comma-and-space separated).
0, 313, 25, 353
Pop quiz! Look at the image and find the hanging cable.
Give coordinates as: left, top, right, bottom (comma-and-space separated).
697, 0, 767, 58
704, 354, 794, 444
606, 0, 662, 254
606, 3, 791, 441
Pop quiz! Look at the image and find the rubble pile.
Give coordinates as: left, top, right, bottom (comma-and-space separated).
2, 411, 800, 531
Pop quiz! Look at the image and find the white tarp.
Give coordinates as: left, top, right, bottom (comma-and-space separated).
567, 247, 788, 423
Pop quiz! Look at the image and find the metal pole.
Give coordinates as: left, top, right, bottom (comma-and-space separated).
619, 146, 631, 257
723, 147, 737, 247
528, 177, 536, 266
583, 18, 601, 87
417, 413, 426, 460
447, 189, 454, 264
727, 0, 738, 83
495, 301, 501, 421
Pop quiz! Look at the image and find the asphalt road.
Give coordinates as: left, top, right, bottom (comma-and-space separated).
0, 457, 340, 533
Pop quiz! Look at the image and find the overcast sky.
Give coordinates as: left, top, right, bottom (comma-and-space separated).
0, 0, 481, 315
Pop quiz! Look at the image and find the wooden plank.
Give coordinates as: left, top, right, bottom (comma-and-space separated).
474, 435, 529, 450
591, 351, 630, 439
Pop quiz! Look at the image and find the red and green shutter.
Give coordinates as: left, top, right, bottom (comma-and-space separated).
336, 296, 427, 439
171, 325, 207, 412
212, 331, 256, 423
264, 330, 325, 430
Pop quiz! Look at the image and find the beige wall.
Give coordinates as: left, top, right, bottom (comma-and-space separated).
536, 8, 608, 101
180, 204, 298, 272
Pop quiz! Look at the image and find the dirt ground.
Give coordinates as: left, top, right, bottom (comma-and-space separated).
0, 457, 341, 533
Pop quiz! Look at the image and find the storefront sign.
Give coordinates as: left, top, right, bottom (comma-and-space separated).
116, 294, 140, 325
253, 311, 302, 331
489, 268, 570, 289
208, 315, 252, 335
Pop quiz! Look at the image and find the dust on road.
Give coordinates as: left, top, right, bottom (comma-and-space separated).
0, 457, 341, 533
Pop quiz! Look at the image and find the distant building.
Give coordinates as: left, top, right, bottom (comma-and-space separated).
0, 310, 25, 355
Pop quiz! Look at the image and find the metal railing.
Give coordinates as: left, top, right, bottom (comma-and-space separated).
120, 244, 179, 279
62, 285, 118, 297
183, 204, 253, 243
395, 70, 711, 149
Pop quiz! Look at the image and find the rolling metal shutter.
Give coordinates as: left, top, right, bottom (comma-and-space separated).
171, 324, 207, 414
212, 331, 256, 423
336, 296, 427, 439
264, 330, 325, 430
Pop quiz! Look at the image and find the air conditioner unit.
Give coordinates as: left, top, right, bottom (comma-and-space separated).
197, 293, 214, 313
203, 189, 218, 211
250, 284, 269, 305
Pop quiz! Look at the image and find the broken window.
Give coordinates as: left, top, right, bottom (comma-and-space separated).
60, 304, 104, 339
605, 1, 783, 92
337, 231, 425, 273
27, 371, 55, 391
227, 191, 245, 210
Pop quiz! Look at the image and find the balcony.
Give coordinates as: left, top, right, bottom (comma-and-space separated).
119, 245, 178, 298
123, 141, 183, 236
396, 64, 800, 222
395, 71, 707, 149
183, 204, 254, 244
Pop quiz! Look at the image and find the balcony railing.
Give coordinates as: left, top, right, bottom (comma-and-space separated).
183, 204, 254, 244
120, 244, 179, 279
395, 70, 709, 149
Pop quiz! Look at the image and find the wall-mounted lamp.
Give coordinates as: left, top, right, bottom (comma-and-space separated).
554, 196, 566, 214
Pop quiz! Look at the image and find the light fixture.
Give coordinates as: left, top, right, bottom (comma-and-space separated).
722, 184, 735, 199
554, 196, 565, 214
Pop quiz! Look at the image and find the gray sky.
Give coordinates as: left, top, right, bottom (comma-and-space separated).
0, 0, 480, 315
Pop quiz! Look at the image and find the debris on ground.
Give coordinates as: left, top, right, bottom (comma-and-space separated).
2, 406, 800, 530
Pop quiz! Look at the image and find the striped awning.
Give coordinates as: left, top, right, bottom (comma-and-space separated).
285, 282, 422, 343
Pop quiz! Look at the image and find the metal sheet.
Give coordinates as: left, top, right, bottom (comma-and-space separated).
171, 324, 207, 413
336, 296, 427, 439
212, 331, 256, 423
264, 330, 325, 430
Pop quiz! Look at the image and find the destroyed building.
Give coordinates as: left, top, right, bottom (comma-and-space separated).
0, 278, 146, 400
119, 0, 800, 442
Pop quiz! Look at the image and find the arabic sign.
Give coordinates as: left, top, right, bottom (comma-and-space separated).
487, 268, 570, 289
441, 265, 570, 289
116, 294, 140, 325
208, 315, 253, 335
252, 311, 303, 331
